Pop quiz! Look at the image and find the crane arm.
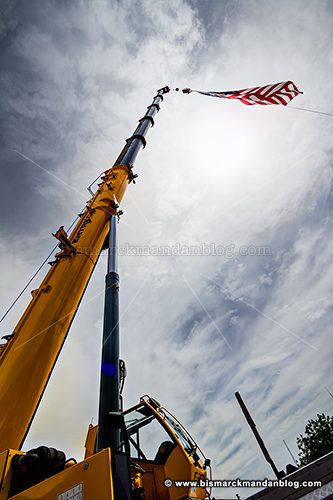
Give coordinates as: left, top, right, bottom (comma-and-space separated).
0, 86, 170, 453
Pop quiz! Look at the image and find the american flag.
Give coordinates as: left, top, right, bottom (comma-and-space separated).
184, 81, 302, 106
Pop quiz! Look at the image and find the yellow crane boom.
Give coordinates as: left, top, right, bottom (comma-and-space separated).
0, 86, 210, 500
0, 86, 170, 453
0, 164, 128, 452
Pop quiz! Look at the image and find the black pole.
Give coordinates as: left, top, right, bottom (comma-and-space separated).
98, 216, 120, 452
97, 86, 170, 453
114, 85, 170, 167
235, 392, 280, 479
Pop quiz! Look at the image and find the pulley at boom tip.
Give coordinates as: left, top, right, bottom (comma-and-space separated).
157, 85, 170, 94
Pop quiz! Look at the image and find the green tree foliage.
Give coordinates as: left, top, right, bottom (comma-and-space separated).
297, 413, 333, 466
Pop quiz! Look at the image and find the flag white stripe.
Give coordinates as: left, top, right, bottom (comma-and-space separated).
193, 81, 301, 106
260, 84, 277, 96
266, 82, 286, 96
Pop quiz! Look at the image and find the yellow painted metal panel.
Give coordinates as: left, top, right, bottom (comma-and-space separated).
131, 462, 169, 500
163, 447, 206, 499
84, 425, 97, 458
0, 450, 11, 500
0, 450, 24, 500
10, 449, 113, 500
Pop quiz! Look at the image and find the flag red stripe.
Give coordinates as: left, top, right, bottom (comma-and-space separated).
195, 81, 301, 106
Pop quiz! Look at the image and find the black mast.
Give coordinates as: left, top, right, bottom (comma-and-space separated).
97, 215, 120, 452
97, 86, 170, 454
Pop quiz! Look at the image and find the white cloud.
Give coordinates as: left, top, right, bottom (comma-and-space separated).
1, 0, 333, 496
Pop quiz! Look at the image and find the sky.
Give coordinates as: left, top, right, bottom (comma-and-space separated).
1, 0, 333, 497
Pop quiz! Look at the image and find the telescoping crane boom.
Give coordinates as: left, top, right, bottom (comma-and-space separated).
0, 87, 211, 499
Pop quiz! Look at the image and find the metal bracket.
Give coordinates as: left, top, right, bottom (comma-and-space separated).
52, 226, 76, 257
129, 173, 138, 184
156, 85, 170, 94
101, 171, 118, 183
109, 199, 123, 219
116, 210, 124, 221
139, 115, 155, 127
1, 334, 14, 342
126, 134, 146, 148
97, 200, 123, 220
126, 164, 138, 184
147, 103, 160, 112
